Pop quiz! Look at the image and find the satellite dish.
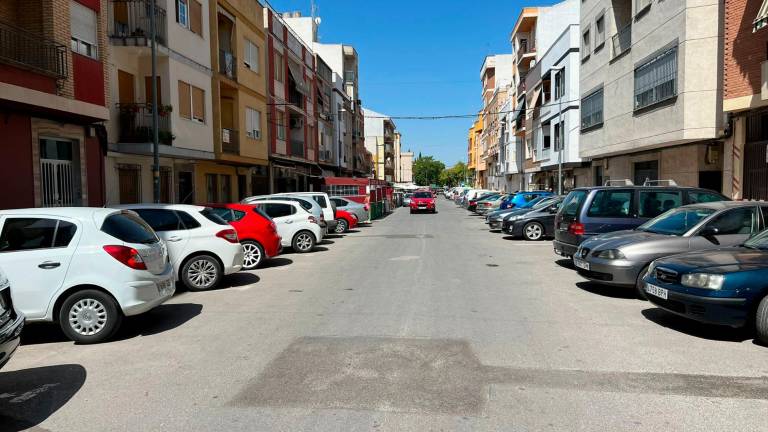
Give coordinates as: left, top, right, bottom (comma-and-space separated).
315, 17, 322, 25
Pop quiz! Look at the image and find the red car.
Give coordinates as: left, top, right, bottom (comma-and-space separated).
334, 209, 358, 233
207, 203, 281, 270
409, 191, 437, 214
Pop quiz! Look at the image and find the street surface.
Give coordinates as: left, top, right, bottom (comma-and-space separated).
2, 200, 768, 431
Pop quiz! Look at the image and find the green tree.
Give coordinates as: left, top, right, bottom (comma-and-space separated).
412, 155, 445, 186
439, 161, 468, 187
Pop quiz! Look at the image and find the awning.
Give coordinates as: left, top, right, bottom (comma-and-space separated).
755, 0, 768, 32
287, 62, 310, 96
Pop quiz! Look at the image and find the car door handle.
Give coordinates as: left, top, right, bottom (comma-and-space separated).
167, 236, 182, 242
38, 261, 60, 269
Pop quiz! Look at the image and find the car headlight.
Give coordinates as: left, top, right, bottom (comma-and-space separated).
681, 273, 724, 290
646, 261, 657, 278
595, 249, 626, 260
507, 215, 520, 221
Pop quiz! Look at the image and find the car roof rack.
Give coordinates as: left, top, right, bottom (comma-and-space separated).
604, 179, 634, 187
642, 179, 678, 187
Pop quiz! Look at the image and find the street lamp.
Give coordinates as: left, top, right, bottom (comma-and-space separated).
551, 65, 564, 195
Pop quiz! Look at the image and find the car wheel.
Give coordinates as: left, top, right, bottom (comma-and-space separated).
292, 230, 316, 253
522, 222, 544, 241
335, 219, 348, 234
241, 241, 265, 270
182, 254, 221, 291
59, 289, 122, 344
756, 296, 768, 345
635, 265, 650, 300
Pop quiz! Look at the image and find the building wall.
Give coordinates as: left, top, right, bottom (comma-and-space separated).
724, 0, 768, 110
0, 115, 35, 209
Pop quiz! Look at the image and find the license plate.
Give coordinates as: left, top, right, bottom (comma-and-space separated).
573, 258, 590, 271
157, 279, 173, 296
645, 283, 668, 300
559, 222, 570, 230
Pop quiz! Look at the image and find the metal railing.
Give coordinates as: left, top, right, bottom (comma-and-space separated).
219, 49, 237, 80
109, 0, 167, 46
612, 23, 632, 59
117, 103, 172, 144
0, 20, 67, 78
221, 128, 239, 153
291, 139, 305, 158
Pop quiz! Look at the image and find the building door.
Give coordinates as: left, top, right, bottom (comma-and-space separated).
237, 174, 247, 200
744, 111, 768, 200
40, 138, 79, 207
118, 70, 135, 104
118, 165, 141, 204
144, 76, 162, 105
178, 171, 194, 204
699, 171, 723, 193
160, 168, 172, 203
633, 160, 658, 186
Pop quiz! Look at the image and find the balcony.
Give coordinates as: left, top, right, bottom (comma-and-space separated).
109, 0, 167, 47
219, 50, 237, 80
0, 20, 67, 78
611, 23, 631, 60
117, 103, 173, 144
221, 128, 238, 153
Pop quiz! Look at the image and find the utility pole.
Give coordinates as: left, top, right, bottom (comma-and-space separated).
552, 66, 564, 195
150, 0, 160, 203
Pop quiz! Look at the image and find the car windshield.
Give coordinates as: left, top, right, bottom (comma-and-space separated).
560, 190, 587, 217
413, 192, 432, 198
532, 198, 557, 210
743, 229, 768, 249
101, 212, 158, 244
200, 208, 229, 226
637, 207, 716, 235
521, 196, 546, 208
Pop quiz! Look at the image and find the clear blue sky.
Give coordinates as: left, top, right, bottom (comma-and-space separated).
266, 0, 525, 167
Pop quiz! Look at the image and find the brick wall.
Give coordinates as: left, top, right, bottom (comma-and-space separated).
724, 0, 768, 100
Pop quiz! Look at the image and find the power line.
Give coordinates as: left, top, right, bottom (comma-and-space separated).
362, 97, 581, 120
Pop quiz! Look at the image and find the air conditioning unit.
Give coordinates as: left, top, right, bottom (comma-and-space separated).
290, 117, 304, 129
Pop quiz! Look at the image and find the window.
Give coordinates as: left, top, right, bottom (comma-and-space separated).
703, 207, 758, 235
264, 203, 295, 218
594, 165, 604, 186
636, 0, 652, 15
595, 13, 606, 50
132, 209, 183, 232
581, 26, 591, 60
206, 173, 218, 203
634, 46, 677, 110
244, 39, 259, 72
70, 1, 98, 59
311, 195, 328, 207
178, 81, 205, 123
246, 107, 261, 139
209, 207, 234, 222
221, 175, 231, 202
276, 111, 286, 140
176, 0, 189, 28
561, 190, 587, 218
232, 210, 246, 221
638, 191, 682, 218
102, 213, 157, 244
581, 88, 603, 130
689, 191, 725, 204
274, 52, 284, 82
587, 190, 633, 218
199, 209, 228, 225
554, 69, 565, 99
638, 208, 716, 236
0, 218, 76, 252
177, 0, 201, 34
554, 122, 565, 151
177, 211, 202, 228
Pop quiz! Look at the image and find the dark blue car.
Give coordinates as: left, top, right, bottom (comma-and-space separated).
642, 228, 768, 344
500, 191, 553, 210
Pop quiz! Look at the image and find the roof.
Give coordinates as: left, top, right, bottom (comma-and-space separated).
685, 201, 762, 210
113, 204, 207, 211
0, 207, 116, 218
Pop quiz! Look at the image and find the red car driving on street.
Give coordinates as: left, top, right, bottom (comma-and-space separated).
207, 203, 282, 270
409, 190, 437, 214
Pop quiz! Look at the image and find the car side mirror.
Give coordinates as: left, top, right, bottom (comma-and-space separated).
699, 226, 720, 244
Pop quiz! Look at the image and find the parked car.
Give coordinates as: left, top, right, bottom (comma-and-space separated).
206, 203, 281, 270
486, 195, 553, 229
642, 228, 768, 344
0, 267, 24, 368
0, 208, 174, 343
553, 181, 728, 258
403, 193, 413, 207
279, 192, 337, 231
500, 191, 554, 210
253, 200, 323, 252
334, 209, 358, 233
474, 193, 503, 215
330, 196, 369, 223
244, 195, 326, 232
119, 204, 244, 292
573, 201, 766, 297
466, 190, 494, 211
410, 191, 437, 213
502, 196, 565, 240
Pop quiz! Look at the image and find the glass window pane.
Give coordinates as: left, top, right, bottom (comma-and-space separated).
587, 190, 633, 218
705, 207, 758, 235
638, 191, 682, 218
101, 213, 157, 244
54, 221, 77, 247
133, 209, 183, 232
0, 218, 58, 251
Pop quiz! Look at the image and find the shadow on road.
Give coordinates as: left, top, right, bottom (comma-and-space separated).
641, 308, 754, 343
216, 272, 260, 289
555, 259, 575, 270
319, 239, 335, 245
0, 364, 86, 431
345, 229, 362, 233
261, 257, 293, 269
575, 281, 637, 300
312, 246, 329, 252
323, 234, 344, 239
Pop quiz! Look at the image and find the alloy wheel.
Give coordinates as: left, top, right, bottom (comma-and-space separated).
242, 242, 263, 269
295, 233, 313, 251
335, 219, 348, 234
187, 258, 217, 289
525, 223, 543, 240
69, 298, 108, 336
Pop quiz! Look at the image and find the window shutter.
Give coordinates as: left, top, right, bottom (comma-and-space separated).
192, 85, 205, 121
246, 107, 254, 137
254, 110, 261, 136
70, 1, 97, 45
178, 81, 191, 119
190, 0, 202, 35
145, 76, 162, 105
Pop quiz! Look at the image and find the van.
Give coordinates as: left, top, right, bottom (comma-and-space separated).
553, 180, 728, 258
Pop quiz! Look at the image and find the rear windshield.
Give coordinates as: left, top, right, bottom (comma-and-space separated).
532, 198, 557, 210
102, 212, 158, 244
200, 209, 229, 225
413, 192, 433, 198
252, 207, 273, 221
561, 190, 588, 218
312, 195, 328, 208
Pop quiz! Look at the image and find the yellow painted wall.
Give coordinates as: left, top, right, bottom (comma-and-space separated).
195, 161, 238, 203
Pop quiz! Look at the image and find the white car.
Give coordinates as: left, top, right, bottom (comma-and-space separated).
0, 208, 174, 343
253, 200, 323, 253
118, 204, 244, 292
243, 195, 327, 232
278, 192, 337, 231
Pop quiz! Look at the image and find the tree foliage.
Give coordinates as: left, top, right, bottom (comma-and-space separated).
439, 161, 468, 187
413, 155, 445, 186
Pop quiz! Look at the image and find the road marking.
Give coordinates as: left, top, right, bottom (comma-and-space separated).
389, 255, 421, 261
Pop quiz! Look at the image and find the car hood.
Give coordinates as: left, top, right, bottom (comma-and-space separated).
582, 230, 669, 250
411, 198, 434, 203
502, 208, 534, 220
655, 247, 768, 273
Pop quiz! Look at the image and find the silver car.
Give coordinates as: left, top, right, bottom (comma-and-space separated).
330, 196, 369, 223
573, 201, 766, 297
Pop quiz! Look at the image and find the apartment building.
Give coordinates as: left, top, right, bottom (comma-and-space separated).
0, 0, 110, 209
471, 113, 485, 187
480, 55, 514, 192
579, 0, 724, 190
315, 55, 336, 176
363, 108, 396, 182
511, 7, 539, 190
467, 117, 478, 185
105, 0, 214, 204
721, 0, 768, 200
263, 9, 317, 192
206, 0, 270, 201
498, 93, 525, 192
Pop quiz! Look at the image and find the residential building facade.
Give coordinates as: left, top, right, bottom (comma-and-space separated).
480, 54, 514, 192
363, 108, 396, 182
393, 132, 414, 183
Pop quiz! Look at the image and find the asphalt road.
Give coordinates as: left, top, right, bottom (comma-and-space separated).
2, 199, 768, 431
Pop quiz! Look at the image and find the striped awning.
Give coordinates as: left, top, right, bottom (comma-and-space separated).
755, 0, 768, 32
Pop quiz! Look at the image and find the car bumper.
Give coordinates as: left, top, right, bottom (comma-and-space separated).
553, 240, 578, 258
644, 284, 749, 327
575, 259, 643, 286
410, 206, 435, 212
488, 220, 503, 230
265, 236, 282, 258
121, 267, 176, 317
326, 219, 338, 230
224, 247, 245, 275
0, 313, 24, 369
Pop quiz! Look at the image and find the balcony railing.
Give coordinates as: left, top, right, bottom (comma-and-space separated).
612, 23, 632, 59
117, 103, 173, 144
219, 49, 237, 80
0, 20, 67, 78
109, 0, 167, 46
221, 128, 239, 153
291, 140, 305, 158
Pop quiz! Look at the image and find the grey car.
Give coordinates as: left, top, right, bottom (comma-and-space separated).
330, 196, 369, 223
574, 201, 768, 297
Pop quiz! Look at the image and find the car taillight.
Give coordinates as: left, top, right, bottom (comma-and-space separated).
320, 213, 325, 221
364, 203, 369, 211
269, 221, 277, 232
308, 215, 318, 224
569, 222, 585, 236
103, 245, 147, 270
216, 229, 239, 243
469, 201, 476, 205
